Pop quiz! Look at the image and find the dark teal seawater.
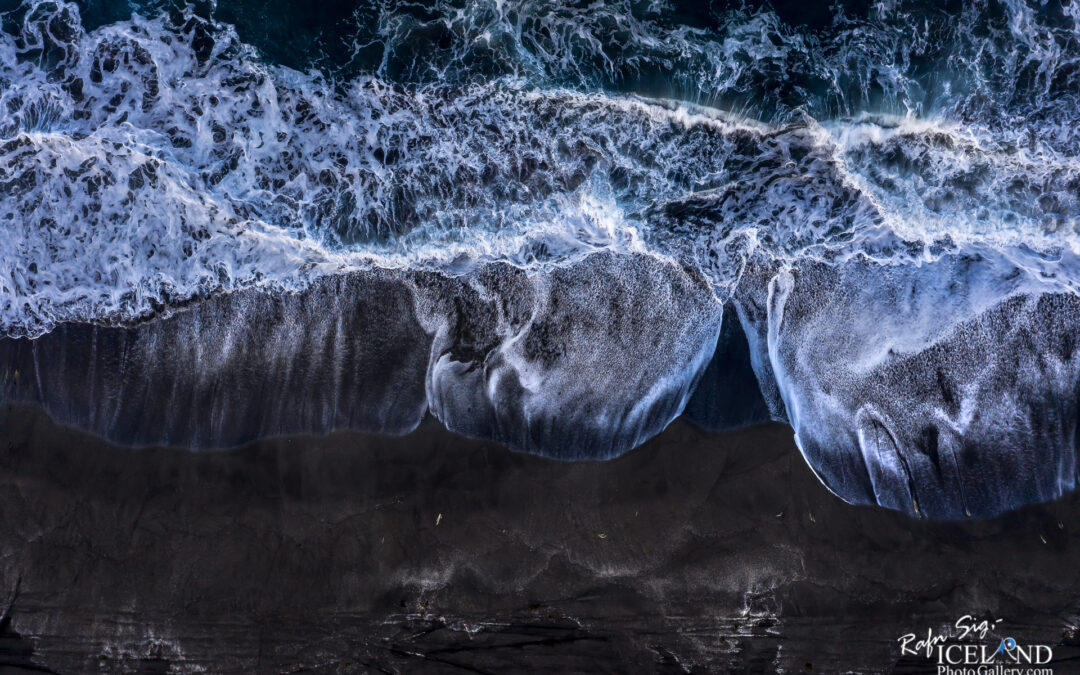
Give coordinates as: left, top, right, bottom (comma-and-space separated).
16, 0, 1075, 125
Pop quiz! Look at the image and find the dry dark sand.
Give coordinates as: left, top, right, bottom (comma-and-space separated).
1, 404, 1079, 673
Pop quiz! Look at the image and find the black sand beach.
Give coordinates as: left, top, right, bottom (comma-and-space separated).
6, 0, 1080, 671
1, 405, 1079, 673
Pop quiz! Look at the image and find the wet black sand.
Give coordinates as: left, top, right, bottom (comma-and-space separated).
1, 405, 1080, 673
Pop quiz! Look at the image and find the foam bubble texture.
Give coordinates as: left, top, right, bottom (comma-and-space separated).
4, 0, 1080, 517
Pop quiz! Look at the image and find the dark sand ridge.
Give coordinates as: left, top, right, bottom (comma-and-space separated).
1, 405, 1080, 673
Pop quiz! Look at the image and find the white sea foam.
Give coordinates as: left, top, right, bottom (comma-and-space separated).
2, 0, 1079, 337
3, 0, 1080, 515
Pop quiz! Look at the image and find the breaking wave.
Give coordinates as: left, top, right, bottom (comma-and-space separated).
3, 0, 1080, 518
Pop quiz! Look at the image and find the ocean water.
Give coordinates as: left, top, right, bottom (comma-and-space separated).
3, 0, 1080, 518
